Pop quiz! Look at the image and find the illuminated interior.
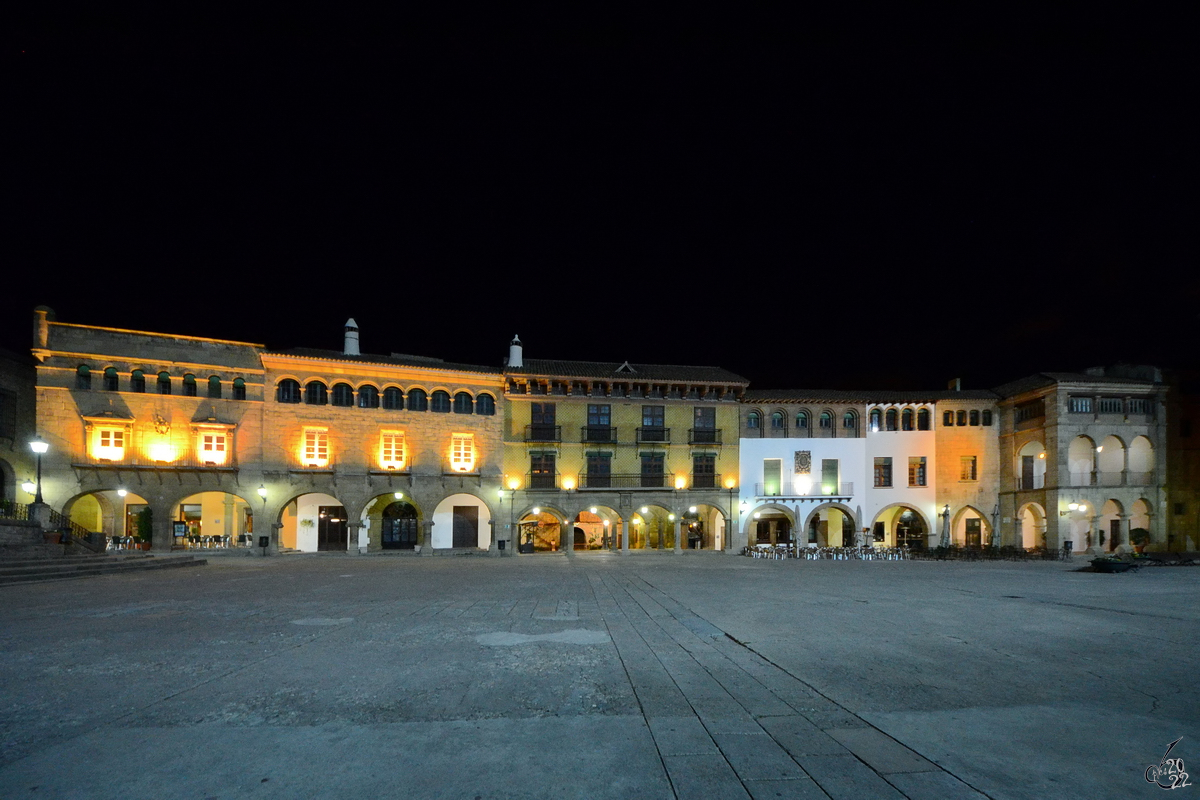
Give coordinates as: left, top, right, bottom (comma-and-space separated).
92, 427, 126, 462
197, 431, 228, 465
302, 428, 330, 467
379, 431, 406, 469
450, 433, 475, 472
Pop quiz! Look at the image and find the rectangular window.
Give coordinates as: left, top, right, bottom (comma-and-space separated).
303, 429, 329, 467
908, 457, 927, 487
873, 457, 892, 488
969, 410, 980, 426
821, 459, 839, 495
1098, 397, 1123, 413
587, 404, 611, 426
960, 455, 978, 481
982, 410, 993, 426
95, 428, 126, 461
693, 407, 717, 443
379, 432, 406, 469
529, 402, 557, 440
641, 452, 665, 488
763, 459, 782, 496
641, 405, 666, 441
586, 452, 611, 488
1069, 396, 1093, 413
584, 404, 613, 442
943, 410, 954, 427
956, 410, 967, 426
450, 433, 475, 472
530, 452, 556, 489
692, 454, 716, 488
199, 432, 229, 466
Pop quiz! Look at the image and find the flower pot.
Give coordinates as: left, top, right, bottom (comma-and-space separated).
42, 531, 62, 544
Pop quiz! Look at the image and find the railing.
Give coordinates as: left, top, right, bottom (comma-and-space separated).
77, 452, 239, 469
47, 509, 105, 552
636, 427, 670, 443
1018, 475, 1045, 490
690, 474, 717, 489
1097, 471, 1123, 487
0, 500, 31, 521
688, 429, 722, 445
526, 471, 559, 490
581, 426, 618, 443
579, 473, 670, 490
754, 482, 854, 497
1128, 471, 1155, 486
1068, 472, 1095, 486
525, 425, 561, 442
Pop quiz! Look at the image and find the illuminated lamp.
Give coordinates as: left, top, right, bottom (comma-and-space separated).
1038, 452, 1046, 459
394, 492, 404, 500
589, 507, 598, 514
257, 485, 267, 500
724, 476, 736, 489
668, 514, 675, 521
149, 443, 177, 463
117, 488, 128, 498
794, 476, 813, 495
561, 476, 576, 490
688, 506, 697, 514
640, 506, 649, 514
674, 475, 687, 490
753, 511, 761, 519
507, 476, 521, 491
532, 507, 540, 516
21, 480, 36, 494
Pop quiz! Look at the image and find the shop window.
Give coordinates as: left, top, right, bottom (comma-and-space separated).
379, 431, 406, 469
158, 372, 172, 395
431, 391, 451, 413
207, 376, 222, 399
476, 394, 495, 415
407, 388, 428, 412
450, 433, 475, 472
382, 387, 403, 410
453, 392, 474, 414
182, 374, 197, 397
277, 379, 301, 403
103, 367, 119, 391
131, 370, 146, 393
331, 383, 354, 407
305, 381, 328, 405
358, 385, 379, 409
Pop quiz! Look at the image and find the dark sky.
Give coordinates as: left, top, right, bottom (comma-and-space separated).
7, 10, 1196, 390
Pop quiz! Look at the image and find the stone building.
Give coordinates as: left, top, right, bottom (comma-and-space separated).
993, 367, 1168, 553
28, 309, 505, 555
0, 345, 37, 504
501, 337, 747, 553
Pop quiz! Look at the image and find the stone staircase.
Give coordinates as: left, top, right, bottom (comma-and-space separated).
0, 553, 207, 586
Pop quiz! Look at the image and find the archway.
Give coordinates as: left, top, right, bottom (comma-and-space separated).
951, 506, 992, 548
1067, 436, 1095, 485
279, 492, 351, 552
872, 505, 929, 550
571, 508, 611, 551
681, 503, 726, 550
631, 504, 675, 550
0, 457, 15, 504
1017, 441, 1047, 490
746, 504, 794, 547
1099, 498, 1124, 551
1130, 498, 1152, 547
1129, 437, 1155, 484
1016, 502, 1046, 549
64, 489, 151, 547
361, 493, 423, 551
173, 491, 256, 549
1097, 436, 1126, 486
432, 493, 492, 549
803, 503, 857, 547
519, 507, 564, 553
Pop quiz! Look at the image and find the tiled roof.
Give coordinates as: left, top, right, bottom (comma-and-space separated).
510, 359, 748, 384
743, 389, 998, 404
266, 348, 501, 375
992, 371, 1162, 398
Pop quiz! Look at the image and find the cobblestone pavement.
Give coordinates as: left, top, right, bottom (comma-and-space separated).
0, 553, 1196, 798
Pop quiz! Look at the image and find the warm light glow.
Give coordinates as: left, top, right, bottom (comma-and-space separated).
257, 485, 268, 499
1068, 502, 1078, 511
603, 520, 610, 527
117, 488, 128, 498
724, 476, 736, 489
379, 432, 406, 470
1038, 452, 1046, 459
21, 480, 36, 494
640, 506, 649, 514
753, 511, 761, 519
668, 513, 675, 521
794, 476, 813, 495
1095, 446, 1103, 453
532, 507, 541, 515
561, 476, 576, 491
149, 442, 177, 463
92, 428, 126, 461
301, 428, 329, 467
394, 491, 404, 500
507, 476, 521, 490
589, 506, 598, 514
29, 438, 49, 455
450, 433, 475, 472
688, 506, 697, 513
198, 431, 228, 465
674, 475, 687, 490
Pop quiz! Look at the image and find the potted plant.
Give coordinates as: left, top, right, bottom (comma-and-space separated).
1130, 528, 1150, 553
135, 507, 153, 550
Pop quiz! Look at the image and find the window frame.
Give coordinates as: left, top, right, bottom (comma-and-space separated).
873, 457, 893, 488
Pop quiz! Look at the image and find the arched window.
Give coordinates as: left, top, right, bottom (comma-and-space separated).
232, 378, 246, 400
357, 385, 379, 409
277, 379, 301, 403
305, 381, 328, 405
76, 365, 91, 390
771, 411, 785, 429
453, 392, 473, 414
747, 411, 761, 429
382, 387, 403, 410
103, 367, 119, 391
407, 388, 428, 412
869, 409, 882, 431
131, 369, 146, 393
331, 383, 354, 407
819, 411, 832, 429
917, 409, 931, 430
476, 394, 496, 416
901, 408, 914, 431
943, 410, 954, 427
207, 376, 222, 399
969, 410, 980, 426
158, 372, 172, 395
796, 410, 809, 429
885, 409, 898, 431
843, 411, 857, 432
182, 374, 197, 397
431, 390, 451, 413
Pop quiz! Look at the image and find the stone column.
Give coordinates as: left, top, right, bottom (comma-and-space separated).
673, 516, 682, 554
420, 520, 434, 556
347, 522, 363, 555
564, 515, 575, 556
1086, 515, 1102, 554
620, 518, 629, 555
488, 519, 499, 556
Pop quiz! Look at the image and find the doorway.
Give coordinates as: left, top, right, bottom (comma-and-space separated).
318, 506, 348, 551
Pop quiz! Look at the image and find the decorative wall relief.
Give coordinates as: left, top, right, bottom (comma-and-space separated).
795, 450, 811, 474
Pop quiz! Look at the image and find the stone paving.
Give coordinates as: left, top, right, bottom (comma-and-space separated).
0, 552, 1196, 798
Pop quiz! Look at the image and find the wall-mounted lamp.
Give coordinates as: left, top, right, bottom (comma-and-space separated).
394, 491, 404, 500
257, 485, 268, 502
117, 488, 128, 498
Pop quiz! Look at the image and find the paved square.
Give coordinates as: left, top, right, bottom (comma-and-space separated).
1, 553, 1196, 798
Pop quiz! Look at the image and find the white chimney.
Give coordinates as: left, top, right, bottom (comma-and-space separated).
344, 318, 360, 356
508, 335, 523, 368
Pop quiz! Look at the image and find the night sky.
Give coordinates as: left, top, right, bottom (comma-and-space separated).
7, 11, 1196, 390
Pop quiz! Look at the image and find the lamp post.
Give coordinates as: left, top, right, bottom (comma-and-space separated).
29, 436, 48, 505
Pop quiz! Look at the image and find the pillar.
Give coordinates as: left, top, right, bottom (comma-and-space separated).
420, 520, 434, 555
347, 522, 363, 555
673, 516, 682, 554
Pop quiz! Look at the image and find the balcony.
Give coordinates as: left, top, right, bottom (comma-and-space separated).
1068, 472, 1095, 487
579, 473, 670, 490
1017, 475, 1045, 491
76, 451, 240, 470
525, 424, 561, 442
754, 482, 854, 498
637, 427, 670, 443
688, 428, 722, 445
526, 471, 559, 491
581, 425, 618, 443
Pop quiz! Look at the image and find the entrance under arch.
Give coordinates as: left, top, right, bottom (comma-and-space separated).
873, 506, 928, 550
280, 493, 349, 552
381, 501, 419, 550
805, 505, 856, 547
631, 505, 674, 550
66, 489, 151, 547
1016, 502, 1046, 549
173, 491, 255, 549
681, 503, 725, 550
519, 509, 562, 552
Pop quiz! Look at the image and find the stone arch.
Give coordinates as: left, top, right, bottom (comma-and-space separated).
950, 505, 992, 547
518, 504, 568, 553
681, 502, 728, 550
1097, 435, 1126, 482
630, 503, 677, 550
362, 492, 425, 551
1130, 498, 1152, 545
1128, 436, 1154, 479
0, 457, 16, 503
1015, 501, 1047, 549
1067, 435, 1095, 484
802, 502, 858, 547
743, 503, 795, 547
432, 492, 493, 549
172, 490, 258, 548
1099, 498, 1125, 551
1017, 440, 1047, 490
276, 490, 353, 552
872, 503, 930, 550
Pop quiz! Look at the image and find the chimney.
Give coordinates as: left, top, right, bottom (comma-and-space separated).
508, 335, 523, 368
33, 306, 54, 349
344, 318, 360, 356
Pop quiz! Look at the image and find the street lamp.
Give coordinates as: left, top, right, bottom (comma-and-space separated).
29, 436, 48, 504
